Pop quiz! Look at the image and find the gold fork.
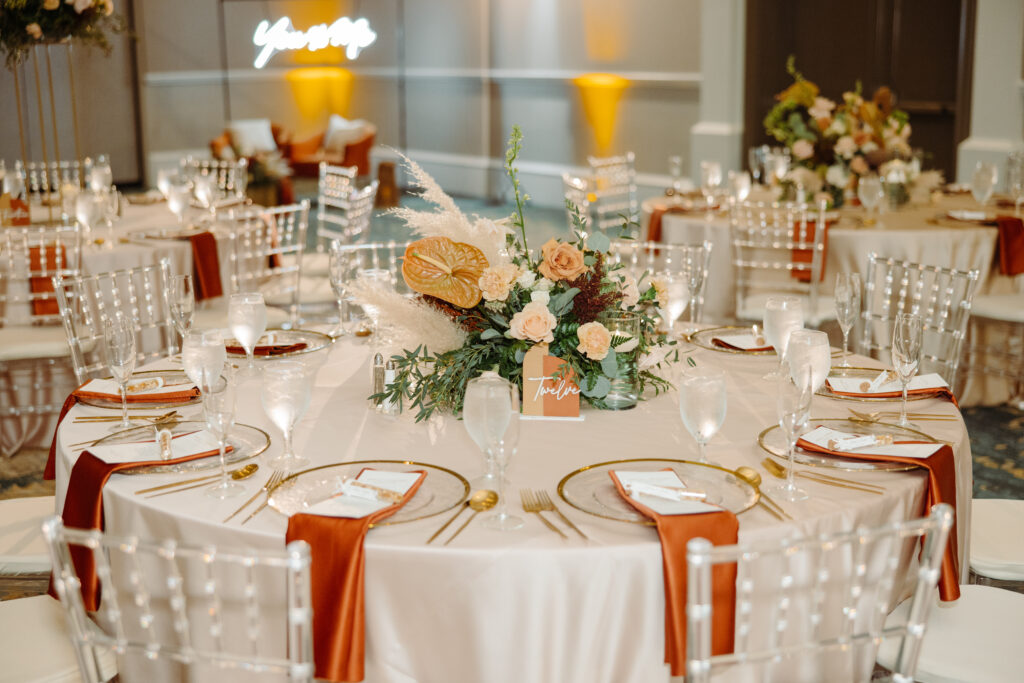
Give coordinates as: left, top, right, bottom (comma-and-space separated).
533, 490, 588, 541
240, 471, 289, 525
520, 490, 567, 539
225, 470, 285, 524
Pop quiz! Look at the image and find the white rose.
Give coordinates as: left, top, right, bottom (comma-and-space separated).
533, 277, 554, 292
825, 164, 848, 188
834, 136, 857, 160
826, 118, 847, 137
860, 141, 879, 155
516, 269, 536, 289
530, 290, 550, 306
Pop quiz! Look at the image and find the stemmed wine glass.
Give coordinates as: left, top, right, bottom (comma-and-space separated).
169, 274, 195, 348
762, 296, 804, 380
833, 273, 861, 368
205, 370, 242, 499
193, 174, 218, 221
678, 367, 727, 463
328, 242, 352, 338
772, 360, 813, 502
700, 161, 723, 214
858, 174, 884, 225
463, 373, 523, 530
166, 176, 192, 226
658, 271, 689, 339
102, 315, 137, 431
88, 155, 112, 193
182, 330, 226, 429
892, 313, 924, 428
156, 168, 174, 199
228, 293, 268, 372
786, 330, 832, 392
971, 162, 998, 207
261, 361, 312, 470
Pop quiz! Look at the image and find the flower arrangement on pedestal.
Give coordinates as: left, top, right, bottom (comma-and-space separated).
763, 57, 940, 206
0, 0, 125, 68
365, 127, 675, 421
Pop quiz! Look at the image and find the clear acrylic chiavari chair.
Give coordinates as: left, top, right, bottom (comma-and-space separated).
686, 503, 954, 683
21, 159, 85, 201
181, 156, 249, 200
54, 260, 180, 384
587, 152, 639, 234
43, 517, 314, 682
316, 162, 379, 246
858, 253, 980, 387
607, 240, 713, 323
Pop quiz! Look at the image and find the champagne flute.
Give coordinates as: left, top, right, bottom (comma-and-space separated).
971, 162, 998, 207
166, 177, 192, 226
169, 274, 195, 348
700, 161, 723, 213
762, 296, 804, 380
833, 273, 861, 368
785, 329, 831, 392
892, 313, 924, 428
771, 361, 813, 502
328, 242, 352, 338
102, 315, 137, 431
464, 373, 523, 531
228, 293, 268, 372
205, 371, 242, 499
261, 361, 312, 470
678, 367, 727, 463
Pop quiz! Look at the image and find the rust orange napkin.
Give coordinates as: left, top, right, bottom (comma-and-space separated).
225, 342, 307, 356
996, 216, 1024, 276
824, 375, 959, 408
28, 243, 65, 316
184, 231, 224, 300
608, 470, 738, 675
285, 468, 426, 682
796, 432, 960, 601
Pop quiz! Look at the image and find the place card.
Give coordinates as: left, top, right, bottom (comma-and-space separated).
80, 377, 197, 397
89, 430, 218, 465
826, 372, 947, 395
522, 344, 580, 418
711, 333, 772, 351
304, 470, 422, 519
613, 470, 718, 515
802, 426, 942, 459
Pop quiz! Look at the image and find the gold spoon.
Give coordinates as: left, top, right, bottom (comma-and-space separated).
146, 464, 260, 498
761, 458, 883, 495
734, 467, 792, 520
426, 498, 472, 544
135, 463, 259, 495
444, 490, 498, 545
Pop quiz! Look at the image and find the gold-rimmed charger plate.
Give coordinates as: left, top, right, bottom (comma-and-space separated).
687, 326, 775, 356
267, 460, 469, 527
77, 369, 202, 410
818, 367, 940, 403
557, 458, 759, 525
757, 417, 937, 472
225, 329, 334, 359
91, 420, 270, 474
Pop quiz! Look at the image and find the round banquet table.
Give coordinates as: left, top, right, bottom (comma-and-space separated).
53, 339, 973, 683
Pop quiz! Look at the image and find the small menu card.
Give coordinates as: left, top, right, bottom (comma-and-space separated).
305, 470, 423, 519
612, 470, 718, 515
801, 426, 942, 459
89, 430, 219, 465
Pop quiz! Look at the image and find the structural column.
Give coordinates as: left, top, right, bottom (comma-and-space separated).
689, 0, 746, 179
956, 0, 1024, 185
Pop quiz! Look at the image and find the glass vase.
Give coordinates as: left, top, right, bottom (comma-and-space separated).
598, 311, 641, 410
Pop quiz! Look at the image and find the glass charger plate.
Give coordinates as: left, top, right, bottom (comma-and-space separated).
224, 329, 334, 359
817, 367, 937, 403
267, 460, 470, 527
687, 326, 775, 356
557, 458, 759, 525
92, 420, 270, 474
77, 370, 202, 410
757, 418, 937, 472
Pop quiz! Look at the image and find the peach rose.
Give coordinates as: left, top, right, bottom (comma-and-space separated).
509, 301, 557, 343
614, 270, 640, 309
478, 264, 519, 302
538, 239, 588, 282
641, 274, 669, 308
25, 23, 42, 39
791, 139, 814, 160
576, 322, 611, 361
850, 156, 869, 175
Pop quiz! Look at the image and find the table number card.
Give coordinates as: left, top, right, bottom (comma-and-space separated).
522, 343, 580, 418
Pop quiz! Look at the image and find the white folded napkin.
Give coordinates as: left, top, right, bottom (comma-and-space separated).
80, 378, 197, 397
712, 333, 771, 350
89, 430, 220, 465
948, 210, 987, 221
303, 470, 422, 519
802, 425, 942, 459
613, 470, 718, 515
827, 372, 947, 395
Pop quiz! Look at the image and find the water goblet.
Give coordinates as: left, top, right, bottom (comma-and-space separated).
658, 271, 690, 339
169, 274, 195, 346
88, 154, 112, 193
156, 168, 174, 199
358, 268, 396, 340
785, 329, 831, 392
857, 174, 884, 225
75, 191, 102, 245
193, 174, 218, 220
102, 315, 136, 431
767, 147, 791, 186
205, 371, 242, 499
228, 293, 268, 372
261, 361, 312, 471
771, 361, 813, 502
181, 329, 226, 395
728, 169, 752, 203
463, 373, 523, 531
166, 177, 192, 226
678, 367, 727, 463
748, 145, 769, 186
971, 162, 998, 207
762, 296, 804, 380
892, 313, 924, 428
833, 273, 861, 368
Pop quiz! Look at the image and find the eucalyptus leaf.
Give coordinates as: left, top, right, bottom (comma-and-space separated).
587, 231, 611, 254
514, 349, 526, 364
480, 329, 502, 340
581, 375, 611, 399
600, 349, 618, 377
488, 312, 509, 328
550, 287, 580, 316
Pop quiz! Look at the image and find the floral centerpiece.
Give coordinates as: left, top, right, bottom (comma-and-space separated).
1, 0, 125, 69
366, 127, 675, 421
763, 57, 940, 206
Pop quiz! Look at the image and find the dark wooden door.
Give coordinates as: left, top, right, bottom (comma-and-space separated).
743, 0, 975, 182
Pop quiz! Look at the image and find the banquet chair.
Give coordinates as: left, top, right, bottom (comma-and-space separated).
858, 253, 980, 387
729, 198, 833, 327
962, 293, 1024, 409
587, 152, 639, 232
19, 159, 85, 200
967, 498, 1024, 589
54, 260, 180, 384
608, 240, 713, 323
0, 496, 55, 598
562, 172, 639, 239
43, 517, 314, 682
686, 503, 953, 683
181, 156, 249, 199
303, 162, 378, 279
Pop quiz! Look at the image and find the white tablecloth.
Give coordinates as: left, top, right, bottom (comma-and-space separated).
53, 340, 973, 683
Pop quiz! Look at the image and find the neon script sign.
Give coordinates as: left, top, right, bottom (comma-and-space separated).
252, 16, 377, 69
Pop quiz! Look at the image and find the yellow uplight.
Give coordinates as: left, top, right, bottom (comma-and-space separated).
285, 67, 354, 122
573, 73, 629, 154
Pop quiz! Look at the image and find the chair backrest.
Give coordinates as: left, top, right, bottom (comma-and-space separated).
686, 503, 953, 683
20, 159, 84, 199
729, 199, 828, 323
222, 201, 310, 325
858, 253, 980, 385
181, 157, 248, 197
43, 517, 313, 683
317, 163, 376, 245
54, 260, 179, 384
328, 240, 413, 295
0, 224, 82, 328
563, 172, 639, 239
608, 240, 713, 322
588, 152, 640, 233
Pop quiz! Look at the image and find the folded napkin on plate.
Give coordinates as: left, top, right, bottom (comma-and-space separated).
996, 216, 1024, 276
225, 342, 308, 356
608, 469, 738, 675
54, 431, 227, 610
184, 231, 224, 300
711, 333, 773, 352
797, 425, 959, 601
948, 209, 988, 222
825, 372, 957, 406
286, 469, 426, 683
43, 380, 202, 480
